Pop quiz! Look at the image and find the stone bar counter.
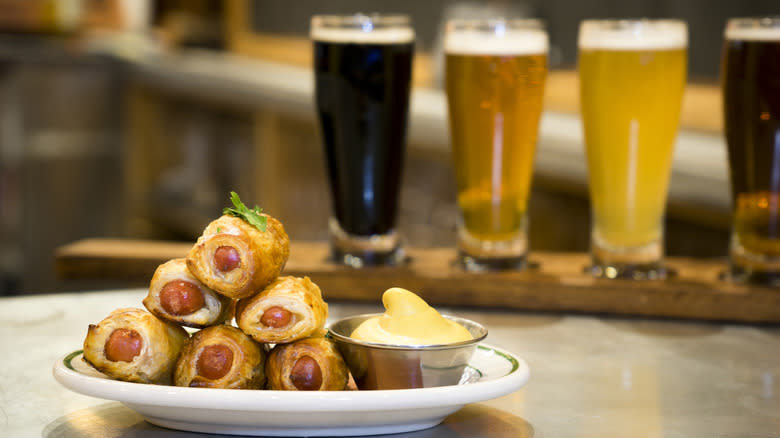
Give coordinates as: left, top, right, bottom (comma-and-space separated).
1, 288, 778, 437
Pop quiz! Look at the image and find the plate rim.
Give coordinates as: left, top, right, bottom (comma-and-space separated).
53, 343, 529, 412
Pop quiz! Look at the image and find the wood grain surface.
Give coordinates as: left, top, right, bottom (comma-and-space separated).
55, 239, 778, 324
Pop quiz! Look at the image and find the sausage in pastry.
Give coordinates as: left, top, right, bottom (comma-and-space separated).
265, 336, 348, 391
83, 308, 189, 384
143, 258, 233, 328
186, 214, 289, 299
235, 276, 328, 344
174, 324, 266, 389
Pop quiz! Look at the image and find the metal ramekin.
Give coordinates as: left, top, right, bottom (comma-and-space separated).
328, 313, 488, 390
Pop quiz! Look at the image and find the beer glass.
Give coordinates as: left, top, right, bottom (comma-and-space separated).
444, 19, 548, 271
311, 14, 414, 267
578, 20, 687, 279
722, 17, 780, 285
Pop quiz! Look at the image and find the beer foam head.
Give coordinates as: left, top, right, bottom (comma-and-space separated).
578, 20, 688, 50
445, 20, 548, 55
725, 18, 780, 41
310, 15, 414, 44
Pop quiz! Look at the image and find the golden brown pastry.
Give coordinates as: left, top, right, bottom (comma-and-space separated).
143, 258, 233, 328
173, 324, 266, 389
236, 276, 328, 344
265, 336, 348, 391
186, 214, 290, 299
83, 308, 188, 384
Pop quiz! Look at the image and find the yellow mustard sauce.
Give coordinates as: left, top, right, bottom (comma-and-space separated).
350, 287, 473, 345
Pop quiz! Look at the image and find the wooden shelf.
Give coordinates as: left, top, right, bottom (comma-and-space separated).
55, 239, 779, 324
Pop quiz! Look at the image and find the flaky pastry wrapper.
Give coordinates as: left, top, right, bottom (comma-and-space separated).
187, 215, 289, 299
83, 308, 189, 384
174, 324, 266, 389
143, 258, 233, 328
236, 276, 328, 344
266, 336, 348, 391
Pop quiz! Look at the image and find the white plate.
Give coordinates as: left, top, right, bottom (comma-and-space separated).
53, 344, 529, 436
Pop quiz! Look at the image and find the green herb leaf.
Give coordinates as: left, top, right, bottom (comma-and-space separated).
222, 191, 267, 232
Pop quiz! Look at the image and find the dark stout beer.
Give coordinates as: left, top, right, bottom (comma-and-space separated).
722, 20, 780, 275
313, 22, 413, 237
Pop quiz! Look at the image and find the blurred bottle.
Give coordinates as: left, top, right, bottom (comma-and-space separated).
152, 0, 224, 49
0, 0, 152, 35
0, 0, 81, 34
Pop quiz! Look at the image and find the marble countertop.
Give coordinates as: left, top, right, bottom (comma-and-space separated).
2, 288, 778, 437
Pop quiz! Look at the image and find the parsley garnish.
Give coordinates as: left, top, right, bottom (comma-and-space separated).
222, 191, 267, 232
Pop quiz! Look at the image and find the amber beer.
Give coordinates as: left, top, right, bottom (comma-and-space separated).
722, 17, 780, 284
445, 20, 548, 271
578, 20, 687, 279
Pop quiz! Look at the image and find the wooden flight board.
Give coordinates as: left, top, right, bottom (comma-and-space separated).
55, 239, 780, 324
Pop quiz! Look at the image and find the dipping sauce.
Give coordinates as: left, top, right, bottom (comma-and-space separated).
350, 288, 473, 345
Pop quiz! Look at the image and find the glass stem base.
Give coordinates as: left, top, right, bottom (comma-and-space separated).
456, 222, 528, 272
589, 236, 668, 280
728, 235, 780, 286
329, 218, 405, 268
457, 251, 527, 272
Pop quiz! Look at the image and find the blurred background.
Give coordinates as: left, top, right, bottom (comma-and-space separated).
0, 0, 777, 295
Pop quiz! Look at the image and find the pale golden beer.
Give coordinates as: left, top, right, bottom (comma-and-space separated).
445, 19, 548, 270
578, 20, 687, 279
